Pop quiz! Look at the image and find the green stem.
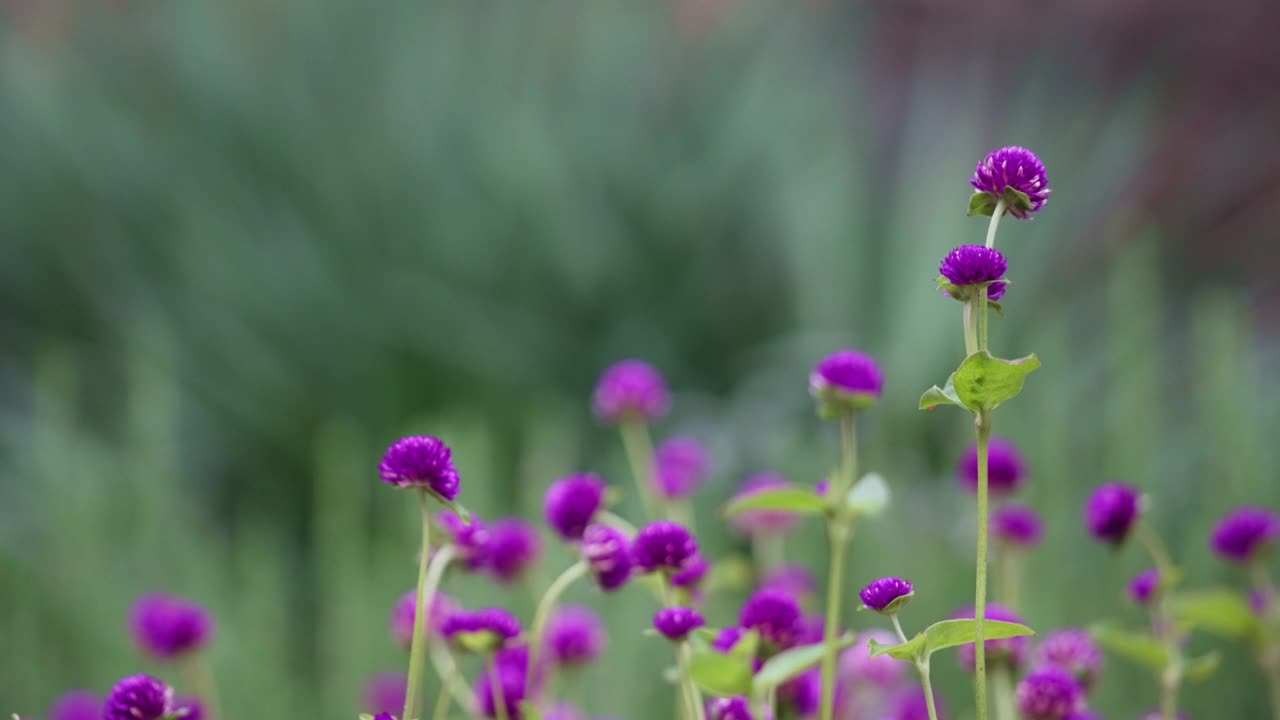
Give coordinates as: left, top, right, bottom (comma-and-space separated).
993, 666, 1016, 720
978, 284, 990, 352
619, 418, 662, 521
489, 653, 511, 720
1135, 523, 1180, 720
179, 654, 223, 720
996, 543, 1021, 613
973, 410, 992, 720
676, 641, 705, 720
430, 661, 455, 720
891, 617, 939, 720
819, 521, 851, 720
963, 300, 978, 356
985, 198, 1006, 249
403, 489, 435, 720
428, 634, 474, 714
1135, 523, 1175, 579
840, 411, 858, 494
526, 561, 590, 697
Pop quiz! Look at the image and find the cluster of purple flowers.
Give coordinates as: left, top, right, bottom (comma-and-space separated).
956, 437, 1044, 549
1003, 628, 1104, 720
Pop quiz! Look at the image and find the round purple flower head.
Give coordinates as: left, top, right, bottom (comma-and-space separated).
475, 647, 529, 719
439, 510, 492, 570
739, 588, 803, 650
1084, 483, 1142, 544
779, 668, 821, 717
372, 714, 394, 720
970, 146, 1051, 219
593, 359, 670, 423
809, 349, 884, 414
671, 553, 710, 589
50, 691, 100, 720
993, 504, 1044, 547
546, 605, 606, 666
544, 473, 607, 541
654, 607, 705, 641
761, 564, 818, 600
893, 687, 948, 720
487, 519, 542, 583
707, 697, 754, 720
379, 435, 461, 500
1129, 569, 1160, 605
129, 593, 214, 659
1036, 628, 1104, 690
392, 589, 457, 647
940, 245, 1008, 289
953, 604, 1029, 670
363, 673, 407, 715
441, 608, 522, 653
958, 437, 1026, 497
1016, 665, 1082, 720
729, 473, 801, 536
581, 524, 633, 591
174, 697, 204, 720
860, 577, 914, 613
654, 436, 711, 499
632, 521, 699, 574
840, 629, 907, 688
104, 675, 172, 720
1211, 506, 1280, 564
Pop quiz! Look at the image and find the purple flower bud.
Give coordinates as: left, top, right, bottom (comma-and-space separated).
993, 504, 1044, 547
739, 588, 803, 650
671, 553, 710, 589
581, 524, 633, 591
952, 604, 1029, 671
362, 673, 407, 715
632, 521, 699, 574
50, 691, 100, 720
779, 668, 821, 716
728, 474, 800, 536
654, 607, 705, 641
544, 474, 607, 541
391, 589, 457, 647
441, 608, 522, 652
760, 564, 817, 600
545, 605, 606, 666
1036, 629, 1104, 691
1084, 483, 1142, 544
104, 675, 173, 720
1016, 666, 1082, 720
593, 359, 670, 423
940, 246, 1008, 288
958, 438, 1026, 497
893, 687, 948, 720
128, 593, 214, 659
707, 697, 754, 720
487, 519, 542, 583
970, 146, 1051, 219
859, 577, 914, 613
1129, 569, 1160, 605
654, 436, 711, 499
174, 697, 205, 720
1210, 506, 1280, 565
475, 646, 530, 719
439, 511, 492, 570
379, 435, 461, 500
809, 350, 884, 414
840, 629, 907, 688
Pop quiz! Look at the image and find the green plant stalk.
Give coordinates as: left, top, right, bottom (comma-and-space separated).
179, 654, 223, 720
661, 581, 705, 720
1135, 523, 1181, 720
620, 417, 661, 521
526, 561, 590, 697
403, 489, 435, 720
891, 615, 939, 720
992, 666, 1016, 720
430, 662, 455, 720
973, 409, 993, 720
1250, 562, 1280, 720
995, 543, 1021, 613
489, 653, 511, 720
985, 198, 1006, 248
818, 520, 852, 720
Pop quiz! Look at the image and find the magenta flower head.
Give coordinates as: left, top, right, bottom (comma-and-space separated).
1084, 483, 1142, 544
1211, 507, 1280, 564
104, 675, 172, 720
1129, 569, 1160, 605
363, 673, 407, 715
993, 504, 1044, 547
546, 605, 606, 667
761, 564, 818, 601
707, 697, 754, 720
379, 435, 461, 500
440, 510, 492, 570
840, 628, 908, 688
593, 359, 670, 423
671, 553, 710, 589
580, 524, 633, 591
654, 436, 711, 499
544, 704, 584, 720
779, 668, 821, 717
487, 519, 542, 583
1063, 711, 1102, 720
1036, 629, 1104, 691
859, 577, 914, 614
544, 473, 607, 541
373, 714, 394, 720
654, 607, 705, 641
953, 604, 1029, 670
174, 697, 204, 720
739, 588, 803, 651
958, 437, 1026, 497
1016, 666, 1082, 720
939, 246, 1009, 301
729, 473, 801, 536
391, 589, 456, 647
50, 691, 100, 720
475, 647, 530, 719
633, 521, 699, 575
969, 146, 1051, 219
129, 593, 214, 659
809, 349, 884, 416
442, 608, 522, 653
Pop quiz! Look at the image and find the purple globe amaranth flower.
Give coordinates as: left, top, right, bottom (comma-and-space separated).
632, 521, 699, 574
671, 553, 710, 589
1129, 569, 1160, 605
893, 687, 948, 720
544, 473, 607, 540
487, 518, 542, 583
104, 675, 172, 720
1036, 629, 1104, 690
581, 524, 633, 591
129, 593, 214, 659
729, 473, 801, 536
993, 504, 1044, 547
952, 604, 1029, 671
809, 349, 884, 415
174, 697, 204, 720
739, 588, 804, 650
593, 359, 670, 423
958, 437, 1026, 497
970, 146, 1051, 219
939, 246, 1008, 292
797, 613, 826, 645
545, 605, 606, 666
707, 697, 754, 720
441, 608, 522, 653
373, 714, 395, 720
654, 607, 705, 641
761, 564, 818, 600
50, 691, 100, 720
1016, 665, 1082, 720
439, 510, 492, 570
779, 668, 821, 717
1084, 482, 1142, 544
379, 435, 461, 500
859, 577, 914, 614
711, 626, 747, 653
363, 673, 407, 715
841, 629, 908, 688
1211, 506, 1280, 564
475, 647, 530, 719
653, 436, 711, 499
392, 589, 457, 647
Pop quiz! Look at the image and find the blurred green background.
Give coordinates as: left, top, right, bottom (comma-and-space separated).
2, 1, 1279, 718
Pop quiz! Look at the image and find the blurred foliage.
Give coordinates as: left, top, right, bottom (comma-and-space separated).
0, 1, 1278, 718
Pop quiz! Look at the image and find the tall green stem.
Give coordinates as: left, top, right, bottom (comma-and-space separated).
1135, 523, 1181, 720
992, 667, 1016, 720
985, 199, 1006, 248
818, 521, 851, 720
840, 412, 857, 492
996, 543, 1021, 614
526, 561, 590, 696
430, 661, 455, 720
620, 418, 661, 521
891, 616, 939, 720
403, 490, 434, 720
963, 301, 978, 356
661, 580, 705, 720
973, 410, 992, 720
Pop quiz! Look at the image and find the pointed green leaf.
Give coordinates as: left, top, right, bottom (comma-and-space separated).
688, 650, 754, 697
723, 486, 826, 518
1185, 651, 1222, 683
845, 473, 890, 517
951, 351, 1041, 411
922, 619, 1035, 656
868, 632, 925, 661
752, 634, 859, 692
968, 192, 998, 217
1091, 622, 1169, 672
988, 300, 1004, 317
1001, 187, 1034, 214
1171, 589, 1260, 639
727, 629, 761, 663
920, 379, 963, 411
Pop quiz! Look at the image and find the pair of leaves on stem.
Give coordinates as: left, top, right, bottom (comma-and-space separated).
687, 631, 861, 698
920, 351, 1041, 414
720, 473, 890, 521
867, 619, 1035, 664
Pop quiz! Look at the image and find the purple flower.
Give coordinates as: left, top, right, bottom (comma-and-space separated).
1210, 507, 1280, 564
1063, 711, 1102, 720
475, 647, 530, 719
893, 687, 947, 720
1084, 483, 1142, 544
761, 564, 817, 600
545, 703, 585, 720
958, 438, 1026, 497
809, 350, 884, 414
1129, 569, 1160, 605
993, 504, 1044, 547
1016, 666, 1082, 720
779, 668, 821, 716
441, 608, 522, 652
379, 435, 461, 500
859, 577, 914, 613
707, 697, 754, 720
632, 521, 699, 574
487, 519, 542, 583
104, 675, 172, 720
391, 589, 457, 647
970, 146, 1051, 219
654, 436, 711, 499
373, 714, 395, 720
952, 604, 1029, 671
439, 511, 492, 570
362, 673, 407, 715
739, 588, 803, 650
129, 593, 214, 659
671, 553, 710, 589
728, 474, 801, 536
712, 626, 747, 653
1251, 589, 1270, 615
1036, 629, 1104, 690
939, 246, 1008, 289
544, 474, 607, 540
654, 607, 705, 641
174, 697, 204, 720
581, 524, 633, 591
593, 359, 670, 423
840, 629, 907, 688
50, 691, 100, 720
546, 605, 606, 666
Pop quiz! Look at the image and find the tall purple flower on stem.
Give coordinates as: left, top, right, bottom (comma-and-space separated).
953, 604, 1030, 671
593, 359, 670, 423
1016, 666, 1082, 720
1129, 569, 1160, 605
653, 436, 711, 499
50, 691, 100, 720
475, 646, 531, 720
728, 473, 801, 536
739, 588, 803, 651
129, 593, 214, 659
487, 519, 543, 583
174, 697, 205, 720
441, 608, 522, 653
363, 673, 407, 715
671, 553, 710, 590
993, 504, 1044, 547
958, 438, 1025, 497
440, 510, 492, 570
1084, 483, 1142, 544
940, 246, 1008, 291
544, 474, 607, 541
104, 675, 172, 720
379, 435, 461, 500
581, 524, 633, 591
859, 577, 914, 614
1036, 629, 1104, 691
809, 349, 884, 415
969, 146, 1051, 219
545, 605, 606, 667
654, 607, 705, 641
632, 521, 699, 574
1210, 507, 1280, 564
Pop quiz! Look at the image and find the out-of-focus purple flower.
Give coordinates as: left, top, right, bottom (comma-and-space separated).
779, 668, 821, 717
739, 588, 803, 650
712, 626, 747, 653
391, 590, 457, 647
362, 673, 407, 715
632, 521, 699, 574
174, 697, 204, 720
1063, 709, 1103, 720
859, 577, 913, 613
1251, 589, 1270, 615
544, 474, 607, 541
50, 691, 100, 720
1084, 483, 1142, 544
987, 281, 1008, 301
797, 614, 826, 645
104, 675, 172, 720
761, 564, 818, 600
581, 524, 633, 591
440, 510, 492, 570
940, 246, 1008, 289
379, 436, 461, 500
475, 647, 530, 719
809, 350, 884, 414
373, 714, 395, 720
129, 593, 214, 659
952, 604, 1029, 671
545, 703, 584, 720
654, 436, 711, 499
1211, 507, 1280, 564
593, 359, 670, 423
1129, 569, 1160, 605
840, 629, 908, 688
970, 146, 1051, 219
1036, 629, 1104, 691
993, 504, 1044, 547
487, 519, 542, 583
654, 607, 705, 641
1016, 666, 1082, 720
671, 553, 710, 589
892, 687, 947, 720
441, 608, 522, 652
546, 605, 606, 667
728, 474, 801, 536
707, 697, 754, 720
958, 438, 1026, 497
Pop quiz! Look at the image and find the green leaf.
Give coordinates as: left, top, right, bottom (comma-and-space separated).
357, 716, 375, 720
868, 632, 924, 661
845, 472, 890, 518
919, 377, 962, 411
1171, 589, 1260, 639
921, 619, 1036, 656
987, 300, 1004, 317
688, 650, 754, 697
723, 486, 826, 518
1091, 622, 1169, 672
968, 191, 998, 217
1001, 187, 1034, 214
752, 634, 859, 692
703, 555, 754, 595
1184, 651, 1222, 683
727, 629, 761, 664
951, 351, 1041, 412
